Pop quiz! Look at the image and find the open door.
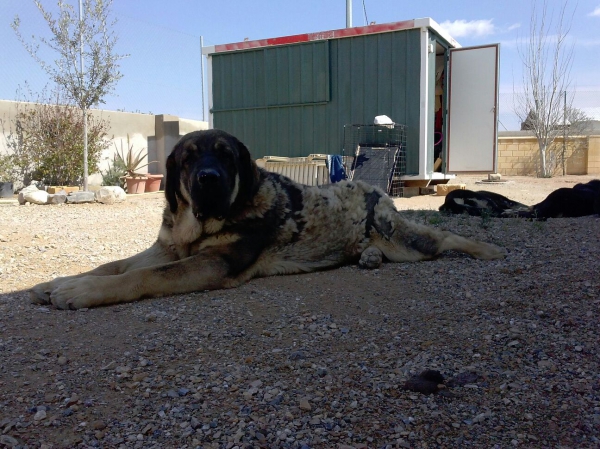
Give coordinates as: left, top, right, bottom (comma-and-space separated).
446, 44, 499, 173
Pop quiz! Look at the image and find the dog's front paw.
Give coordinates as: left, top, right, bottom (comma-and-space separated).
49, 276, 102, 310
30, 281, 54, 305
359, 246, 383, 269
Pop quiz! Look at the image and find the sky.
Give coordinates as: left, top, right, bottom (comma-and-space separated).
0, 0, 599, 131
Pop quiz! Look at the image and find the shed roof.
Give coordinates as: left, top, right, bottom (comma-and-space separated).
202, 17, 460, 55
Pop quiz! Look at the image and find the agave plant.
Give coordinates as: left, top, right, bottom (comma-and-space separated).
114, 135, 156, 178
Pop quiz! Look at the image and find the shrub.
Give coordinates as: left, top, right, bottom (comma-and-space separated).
3, 88, 111, 187
0, 153, 16, 182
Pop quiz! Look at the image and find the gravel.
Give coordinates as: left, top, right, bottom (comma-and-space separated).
0, 176, 599, 448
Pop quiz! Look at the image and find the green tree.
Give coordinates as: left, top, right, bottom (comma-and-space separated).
12, 0, 126, 190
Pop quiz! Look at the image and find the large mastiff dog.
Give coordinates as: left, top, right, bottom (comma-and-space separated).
30, 130, 505, 310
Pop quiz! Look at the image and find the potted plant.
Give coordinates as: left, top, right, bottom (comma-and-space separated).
0, 154, 15, 198
114, 136, 156, 194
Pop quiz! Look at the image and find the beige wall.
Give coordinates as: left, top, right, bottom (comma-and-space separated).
0, 100, 207, 183
498, 135, 598, 176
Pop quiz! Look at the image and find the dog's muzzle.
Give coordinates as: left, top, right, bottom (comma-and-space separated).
191, 167, 230, 219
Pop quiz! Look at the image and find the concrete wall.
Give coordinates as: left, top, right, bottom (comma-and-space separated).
497, 134, 598, 176
0, 100, 208, 185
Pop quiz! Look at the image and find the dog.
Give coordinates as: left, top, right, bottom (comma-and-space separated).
30, 129, 505, 310
439, 189, 529, 217
515, 180, 600, 219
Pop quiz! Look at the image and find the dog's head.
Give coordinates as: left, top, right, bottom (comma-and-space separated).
165, 129, 260, 219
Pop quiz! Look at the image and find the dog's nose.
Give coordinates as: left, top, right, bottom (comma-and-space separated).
197, 169, 220, 184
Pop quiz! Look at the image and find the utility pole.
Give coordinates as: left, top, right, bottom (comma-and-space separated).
346, 0, 352, 28
200, 36, 205, 122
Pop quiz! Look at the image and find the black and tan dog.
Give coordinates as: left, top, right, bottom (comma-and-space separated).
440, 181, 600, 219
30, 129, 505, 310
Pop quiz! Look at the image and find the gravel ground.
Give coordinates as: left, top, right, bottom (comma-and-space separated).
0, 175, 599, 449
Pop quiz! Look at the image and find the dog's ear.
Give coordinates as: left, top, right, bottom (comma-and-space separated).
231, 138, 260, 211
165, 152, 180, 214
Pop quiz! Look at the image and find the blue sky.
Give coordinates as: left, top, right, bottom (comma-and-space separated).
1, 0, 599, 130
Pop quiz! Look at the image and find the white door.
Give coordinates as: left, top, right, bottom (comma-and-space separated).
446, 44, 499, 173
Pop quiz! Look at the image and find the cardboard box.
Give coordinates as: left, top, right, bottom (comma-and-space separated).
436, 184, 466, 196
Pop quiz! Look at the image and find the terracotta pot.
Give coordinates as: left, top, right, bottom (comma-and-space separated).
144, 174, 164, 193
125, 177, 147, 194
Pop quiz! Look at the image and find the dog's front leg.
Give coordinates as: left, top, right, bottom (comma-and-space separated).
47, 250, 238, 310
30, 242, 178, 306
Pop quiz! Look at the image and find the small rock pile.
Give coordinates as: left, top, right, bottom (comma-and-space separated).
18, 185, 127, 206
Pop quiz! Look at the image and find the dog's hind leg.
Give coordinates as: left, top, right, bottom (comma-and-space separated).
372, 208, 506, 262
434, 230, 506, 260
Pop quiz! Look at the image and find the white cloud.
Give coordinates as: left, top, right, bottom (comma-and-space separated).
588, 6, 600, 17
439, 19, 496, 38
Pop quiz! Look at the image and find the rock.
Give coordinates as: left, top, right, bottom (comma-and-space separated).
18, 185, 37, 203
95, 186, 126, 204
23, 189, 49, 205
47, 194, 67, 204
299, 398, 312, 411
57, 356, 68, 366
0, 435, 19, 447
66, 191, 95, 204
91, 420, 106, 430
34, 409, 47, 421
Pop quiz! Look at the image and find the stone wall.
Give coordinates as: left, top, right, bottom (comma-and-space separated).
497, 134, 598, 176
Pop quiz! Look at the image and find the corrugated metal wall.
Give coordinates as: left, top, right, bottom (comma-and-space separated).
212, 28, 422, 174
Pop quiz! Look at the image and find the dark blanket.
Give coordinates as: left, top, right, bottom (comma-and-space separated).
439, 180, 600, 219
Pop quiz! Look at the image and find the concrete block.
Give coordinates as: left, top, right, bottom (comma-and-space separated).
47, 194, 67, 204
436, 184, 466, 196
66, 191, 95, 203
402, 187, 421, 198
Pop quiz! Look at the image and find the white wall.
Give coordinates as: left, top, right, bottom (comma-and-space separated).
0, 100, 207, 183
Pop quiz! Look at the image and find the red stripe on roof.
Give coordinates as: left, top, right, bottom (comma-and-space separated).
212, 20, 416, 53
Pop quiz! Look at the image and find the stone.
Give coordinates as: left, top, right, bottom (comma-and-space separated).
23, 189, 49, 205
66, 191, 96, 204
47, 194, 67, 205
91, 420, 106, 430
299, 398, 312, 411
34, 409, 47, 421
95, 186, 126, 204
0, 435, 19, 447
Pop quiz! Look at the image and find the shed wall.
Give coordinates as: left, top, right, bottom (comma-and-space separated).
212, 28, 422, 174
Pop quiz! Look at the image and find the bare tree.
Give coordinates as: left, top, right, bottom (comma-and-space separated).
514, 0, 578, 177
12, 0, 125, 190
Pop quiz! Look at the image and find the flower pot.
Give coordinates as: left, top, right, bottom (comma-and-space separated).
144, 174, 164, 193
125, 177, 147, 194
0, 182, 13, 198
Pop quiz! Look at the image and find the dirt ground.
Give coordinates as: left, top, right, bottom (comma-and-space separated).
0, 174, 599, 449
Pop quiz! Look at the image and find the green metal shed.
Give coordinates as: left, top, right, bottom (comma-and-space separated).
202, 18, 499, 182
